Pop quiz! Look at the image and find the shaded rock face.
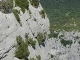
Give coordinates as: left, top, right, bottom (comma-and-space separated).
0, 1, 50, 60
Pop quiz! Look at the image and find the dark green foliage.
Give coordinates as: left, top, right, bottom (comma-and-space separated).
28, 38, 36, 48
30, 58, 35, 60
53, 32, 59, 38
60, 39, 72, 47
15, 0, 29, 13
40, 0, 80, 37
13, 9, 20, 22
36, 55, 41, 60
15, 36, 30, 59
30, 0, 39, 8
49, 32, 59, 38
25, 33, 36, 49
25, 33, 29, 39
34, 18, 36, 21
37, 33, 46, 45
21, 8, 25, 13
40, 10, 45, 18
13, 9, 22, 26
51, 54, 54, 58
0, 0, 13, 13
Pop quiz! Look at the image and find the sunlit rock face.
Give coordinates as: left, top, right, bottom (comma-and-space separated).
0, 0, 80, 60
46, 31, 80, 60
0, 0, 50, 60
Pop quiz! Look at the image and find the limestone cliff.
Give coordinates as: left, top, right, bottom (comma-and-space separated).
0, 0, 50, 60
0, 0, 80, 60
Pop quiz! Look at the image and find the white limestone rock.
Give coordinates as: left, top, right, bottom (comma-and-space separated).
0, 0, 80, 60
0, 1, 50, 60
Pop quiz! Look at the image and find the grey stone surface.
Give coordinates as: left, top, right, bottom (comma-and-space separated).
0, 1, 80, 60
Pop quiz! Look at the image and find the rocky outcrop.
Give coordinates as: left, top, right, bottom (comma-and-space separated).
46, 31, 80, 60
0, 1, 50, 60
0, 0, 80, 60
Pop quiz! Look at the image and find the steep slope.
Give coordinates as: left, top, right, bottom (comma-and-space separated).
0, 0, 50, 60
0, 0, 80, 60
40, 0, 80, 38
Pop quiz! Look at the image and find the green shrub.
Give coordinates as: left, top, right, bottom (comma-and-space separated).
34, 18, 36, 21
51, 54, 54, 58
60, 39, 72, 47
40, 0, 80, 32
25, 33, 36, 49
25, 33, 29, 39
13, 9, 22, 26
36, 55, 41, 60
15, 0, 29, 13
28, 38, 36, 48
13, 9, 20, 22
49, 32, 59, 38
15, 36, 30, 60
0, 0, 13, 13
30, 0, 39, 8
30, 58, 35, 60
21, 8, 26, 13
40, 10, 45, 18
37, 33, 46, 45
53, 32, 59, 38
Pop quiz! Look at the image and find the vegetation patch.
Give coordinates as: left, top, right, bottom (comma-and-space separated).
30, 58, 35, 60
15, 36, 30, 60
37, 33, 46, 45
60, 39, 72, 47
36, 55, 41, 60
15, 0, 29, 13
40, 0, 80, 37
40, 10, 45, 18
30, 0, 39, 8
51, 54, 54, 58
0, 0, 13, 13
13, 9, 22, 26
34, 18, 36, 21
25, 33, 36, 49
28, 38, 36, 49
49, 32, 59, 38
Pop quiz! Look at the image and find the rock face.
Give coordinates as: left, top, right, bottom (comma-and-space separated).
0, 1, 80, 60
46, 31, 80, 60
0, 1, 50, 60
